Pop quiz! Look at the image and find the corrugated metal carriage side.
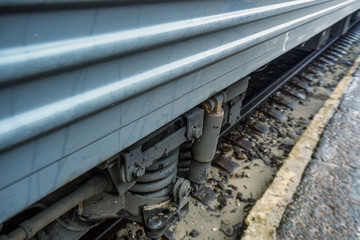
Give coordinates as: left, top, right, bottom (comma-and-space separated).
0, 0, 359, 239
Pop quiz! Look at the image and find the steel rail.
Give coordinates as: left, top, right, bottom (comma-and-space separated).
220, 36, 340, 137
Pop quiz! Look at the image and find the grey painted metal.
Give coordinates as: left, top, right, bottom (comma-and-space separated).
0, 175, 110, 240
189, 93, 224, 185
0, 0, 359, 224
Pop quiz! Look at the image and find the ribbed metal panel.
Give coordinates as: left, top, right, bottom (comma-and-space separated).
0, 0, 359, 223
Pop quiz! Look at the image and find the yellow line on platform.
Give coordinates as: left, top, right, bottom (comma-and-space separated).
241, 55, 360, 240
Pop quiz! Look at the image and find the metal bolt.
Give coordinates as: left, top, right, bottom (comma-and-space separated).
147, 215, 163, 229
192, 127, 202, 139
134, 166, 145, 178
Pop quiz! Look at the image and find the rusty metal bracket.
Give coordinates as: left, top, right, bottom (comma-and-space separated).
202, 92, 226, 114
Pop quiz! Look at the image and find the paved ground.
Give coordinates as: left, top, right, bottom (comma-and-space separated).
277, 71, 360, 239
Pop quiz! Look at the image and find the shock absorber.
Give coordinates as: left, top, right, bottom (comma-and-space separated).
188, 92, 226, 185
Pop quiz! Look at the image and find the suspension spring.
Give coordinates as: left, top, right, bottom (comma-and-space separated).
129, 149, 179, 198
177, 142, 192, 178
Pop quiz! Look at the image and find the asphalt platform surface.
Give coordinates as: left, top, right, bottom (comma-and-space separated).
277, 70, 360, 239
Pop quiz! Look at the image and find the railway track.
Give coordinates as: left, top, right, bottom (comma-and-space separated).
98, 24, 360, 240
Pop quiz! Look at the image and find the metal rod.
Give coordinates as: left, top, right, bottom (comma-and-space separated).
0, 175, 111, 240
80, 218, 128, 240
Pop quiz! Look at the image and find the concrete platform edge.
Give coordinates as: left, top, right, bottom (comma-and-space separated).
241, 55, 360, 240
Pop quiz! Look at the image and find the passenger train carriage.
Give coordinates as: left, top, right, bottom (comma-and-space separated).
0, 0, 359, 239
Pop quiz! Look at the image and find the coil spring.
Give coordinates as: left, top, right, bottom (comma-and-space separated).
129, 148, 179, 198
177, 142, 192, 178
